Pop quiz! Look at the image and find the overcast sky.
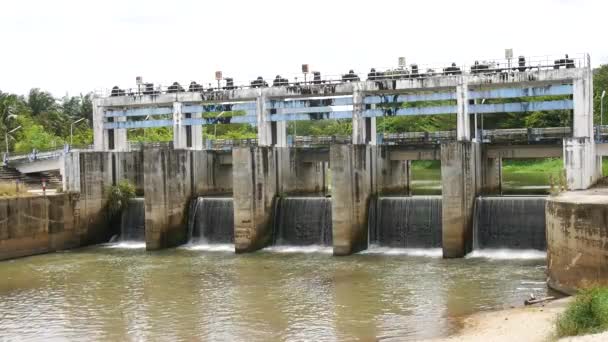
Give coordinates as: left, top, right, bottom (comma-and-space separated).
0, 0, 605, 97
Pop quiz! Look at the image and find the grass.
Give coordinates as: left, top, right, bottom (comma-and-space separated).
0, 181, 28, 197
556, 287, 608, 338
502, 158, 563, 173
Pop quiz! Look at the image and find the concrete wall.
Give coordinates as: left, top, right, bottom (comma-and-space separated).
331, 145, 372, 256
114, 151, 144, 195
232, 147, 277, 253
441, 142, 480, 258
0, 194, 83, 261
143, 148, 192, 250
375, 146, 411, 195
277, 147, 328, 195
546, 190, 608, 294
191, 150, 233, 195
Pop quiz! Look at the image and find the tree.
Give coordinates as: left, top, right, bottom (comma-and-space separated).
27, 88, 57, 116
593, 65, 608, 125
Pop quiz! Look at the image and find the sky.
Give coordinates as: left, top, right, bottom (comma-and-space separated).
0, 0, 606, 97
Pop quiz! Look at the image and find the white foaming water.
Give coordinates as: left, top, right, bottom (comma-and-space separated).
182, 243, 235, 253
362, 246, 443, 258
104, 242, 146, 249
263, 245, 334, 254
466, 249, 546, 260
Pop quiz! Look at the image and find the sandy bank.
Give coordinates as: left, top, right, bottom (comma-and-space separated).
428, 298, 570, 342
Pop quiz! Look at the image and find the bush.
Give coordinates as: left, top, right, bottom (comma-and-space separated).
556, 287, 608, 337
105, 180, 136, 216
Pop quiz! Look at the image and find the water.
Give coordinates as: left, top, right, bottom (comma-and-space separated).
473, 196, 547, 250
120, 197, 145, 241
369, 196, 442, 248
273, 197, 332, 246
188, 197, 234, 244
0, 247, 550, 341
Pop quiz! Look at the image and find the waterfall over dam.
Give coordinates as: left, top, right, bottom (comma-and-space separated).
188, 197, 234, 244
473, 196, 547, 250
369, 196, 443, 248
120, 197, 145, 241
272, 197, 332, 246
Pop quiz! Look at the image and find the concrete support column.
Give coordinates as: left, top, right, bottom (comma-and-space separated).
92, 97, 107, 151
232, 146, 277, 253
190, 113, 204, 150
456, 80, 471, 141
114, 117, 128, 151
256, 93, 273, 146
573, 69, 594, 139
481, 150, 502, 194
331, 144, 371, 256
172, 102, 188, 149
376, 146, 410, 195
352, 88, 377, 145
143, 148, 192, 250
441, 141, 479, 258
564, 137, 596, 190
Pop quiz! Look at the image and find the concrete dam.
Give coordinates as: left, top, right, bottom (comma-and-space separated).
23, 53, 596, 257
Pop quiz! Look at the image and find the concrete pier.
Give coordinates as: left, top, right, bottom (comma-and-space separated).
143, 148, 192, 250
546, 188, 608, 294
191, 150, 233, 195
232, 147, 277, 253
330, 145, 372, 256
441, 142, 480, 258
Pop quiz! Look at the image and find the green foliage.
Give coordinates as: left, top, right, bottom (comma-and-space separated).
203, 123, 257, 140
287, 120, 352, 136
502, 158, 563, 173
13, 116, 64, 153
594, 65, 608, 125
105, 180, 136, 217
556, 287, 608, 337
128, 127, 173, 143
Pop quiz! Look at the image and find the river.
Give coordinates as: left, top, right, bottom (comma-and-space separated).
0, 245, 549, 341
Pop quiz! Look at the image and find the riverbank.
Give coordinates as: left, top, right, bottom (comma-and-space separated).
429, 298, 569, 342
428, 297, 608, 342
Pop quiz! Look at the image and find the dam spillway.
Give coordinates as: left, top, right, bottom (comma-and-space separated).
272, 197, 332, 246
473, 196, 547, 250
368, 196, 442, 248
120, 197, 145, 241
188, 197, 234, 244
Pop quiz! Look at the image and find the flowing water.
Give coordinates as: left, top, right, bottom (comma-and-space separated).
120, 197, 145, 241
0, 246, 549, 341
273, 197, 332, 246
369, 196, 442, 248
473, 196, 547, 250
188, 197, 234, 244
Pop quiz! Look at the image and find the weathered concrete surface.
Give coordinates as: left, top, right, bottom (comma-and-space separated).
74, 152, 114, 245
441, 142, 480, 258
143, 148, 192, 250
331, 145, 372, 256
375, 146, 410, 195
277, 147, 328, 194
114, 151, 144, 194
481, 145, 502, 195
0, 194, 80, 261
546, 188, 608, 294
232, 147, 277, 253
191, 150, 233, 195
